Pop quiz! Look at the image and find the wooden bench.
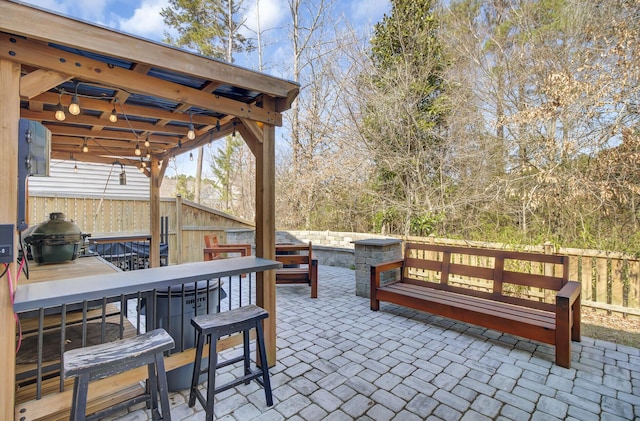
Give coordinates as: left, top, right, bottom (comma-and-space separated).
275, 243, 318, 298
370, 242, 581, 368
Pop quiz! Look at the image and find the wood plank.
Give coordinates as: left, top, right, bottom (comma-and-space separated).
595, 256, 608, 303
581, 255, 594, 301
19, 69, 71, 99
628, 260, 640, 309
24, 256, 120, 285
611, 258, 624, 307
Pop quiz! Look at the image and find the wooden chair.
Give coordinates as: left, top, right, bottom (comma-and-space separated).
203, 233, 251, 261
275, 242, 318, 298
203, 234, 252, 278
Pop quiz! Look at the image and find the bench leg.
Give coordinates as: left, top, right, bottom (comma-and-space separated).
311, 260, 318, 298
556, 299, 572, 368
572, 296, 581, 342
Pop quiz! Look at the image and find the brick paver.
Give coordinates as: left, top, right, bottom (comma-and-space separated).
107, 265, 639, 420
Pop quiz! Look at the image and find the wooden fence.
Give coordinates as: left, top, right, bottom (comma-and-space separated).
25, 197, 640, 317
405, 236, 640, 317
27, 194, 254, 265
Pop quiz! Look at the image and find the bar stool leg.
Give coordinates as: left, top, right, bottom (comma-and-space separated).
147, 362, 160, 418
69, 373, 90, 421
243, 329, 251, 384
255, 321, 273, 407
155, 352, 172, 421
189, 330, 206, 408
205, 334, 219, 421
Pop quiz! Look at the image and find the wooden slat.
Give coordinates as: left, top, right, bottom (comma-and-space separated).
629, 259, 640, 309
611, 258, 624, 307
581, 256, 594, 301
595, 256, 608, 303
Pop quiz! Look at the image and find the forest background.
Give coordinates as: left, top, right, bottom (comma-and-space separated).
32, 0, 640, 254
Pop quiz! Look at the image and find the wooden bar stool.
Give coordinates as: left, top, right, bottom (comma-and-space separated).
188, 305, 273, 420
63, 328, 175, 421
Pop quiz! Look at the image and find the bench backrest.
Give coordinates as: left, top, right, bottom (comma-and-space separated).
275, 242, 313, 275
402, 242, 569, 312
203, 244, 251, 261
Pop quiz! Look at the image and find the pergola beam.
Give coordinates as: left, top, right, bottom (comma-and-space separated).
0, 34, 283, 126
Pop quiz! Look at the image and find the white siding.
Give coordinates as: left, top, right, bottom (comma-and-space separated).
28, 160, 149, 198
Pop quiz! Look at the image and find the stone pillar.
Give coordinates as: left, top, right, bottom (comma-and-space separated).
353, 239, 403, 298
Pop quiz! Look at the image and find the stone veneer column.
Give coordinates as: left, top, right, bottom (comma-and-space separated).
353, 239, 403, 298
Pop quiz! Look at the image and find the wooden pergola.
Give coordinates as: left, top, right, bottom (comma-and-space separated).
0, 1, 298, 418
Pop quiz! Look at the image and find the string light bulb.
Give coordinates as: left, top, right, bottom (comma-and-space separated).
146, 150, 151, 159
135, 142, 141, 156
232, 122, 236, 137
81, 138, 89, 153
216, 120, 221, 131
69, 94, 80, 115
109, 104, 118, 123
144, 134, 150, 148
187, 113, 196, 140
189, 151, 193, 161
55, 95, 66, 121
74, 164, 78, 173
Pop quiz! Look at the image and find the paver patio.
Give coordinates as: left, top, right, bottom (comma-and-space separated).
108, 265, 640, 420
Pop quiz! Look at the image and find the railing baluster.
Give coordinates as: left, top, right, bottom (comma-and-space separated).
59, 304, 67, 392
101, 297, 107, 342
36, 307, 44, 400
81, 300, 88, 347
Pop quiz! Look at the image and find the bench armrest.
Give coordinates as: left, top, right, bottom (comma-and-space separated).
370, 259, 404, 311
557, 281, 581, 305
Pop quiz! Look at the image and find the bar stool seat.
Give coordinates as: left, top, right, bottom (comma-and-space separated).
189, 304, 273, 420
63, 328, 175, 421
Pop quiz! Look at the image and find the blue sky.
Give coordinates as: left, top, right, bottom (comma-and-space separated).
19, 0, 390, 78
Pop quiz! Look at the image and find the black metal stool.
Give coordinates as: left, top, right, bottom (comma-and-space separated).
188, 304, 273, 420
63, 328, 175, 421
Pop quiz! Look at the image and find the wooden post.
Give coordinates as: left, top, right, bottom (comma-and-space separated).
253, 100, 277, 366
149, 158, 161, 268
175, 194, 183, 264
0, 58, 20, 421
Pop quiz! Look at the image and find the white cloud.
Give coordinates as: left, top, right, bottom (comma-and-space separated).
21, 0, 109, 23
242, 0, 288, 38
116, 0, 171, 41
